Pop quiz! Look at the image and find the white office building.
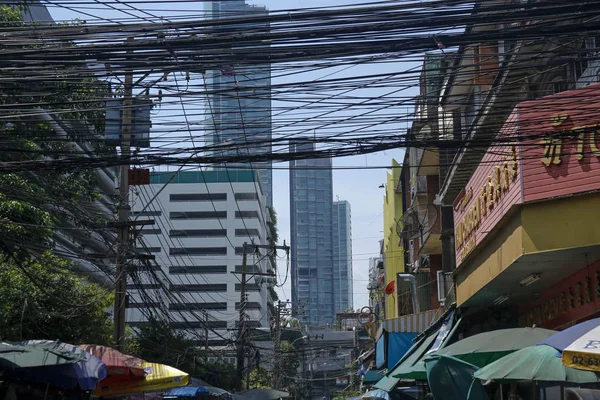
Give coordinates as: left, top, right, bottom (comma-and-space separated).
126, 170, 273, 344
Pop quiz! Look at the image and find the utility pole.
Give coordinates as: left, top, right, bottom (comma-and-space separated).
272, 301, 282, 389
113, 43, 134, 350
204, 311, 209, 352
235, 242, 290, 391
236, 242, 249, 391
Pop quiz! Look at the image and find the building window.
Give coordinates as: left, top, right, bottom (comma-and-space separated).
170, 193, 227, 202
169, 265, 227, 274
170, 229, 227, 238
135, 247, 161, 253
235, 284, 260, 292
234, 229, 260, 237
235, 211, 259, 219
169, 302, 227, 311
139, 229, 161, 235
235, 193, 258, 201
170, 211, 227, 220
133, 210, 161, 217
170, 284, 227, 292
169, 247, 227, 256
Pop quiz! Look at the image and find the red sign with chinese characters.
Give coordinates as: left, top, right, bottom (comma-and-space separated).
518, 258, 600, 330
453, 111, 524, 267
519, 83, 600, 202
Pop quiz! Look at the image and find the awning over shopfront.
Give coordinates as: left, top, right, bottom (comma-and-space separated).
383, 309, 443, 333
374, 306, 458, 391
363, 370, 385, 384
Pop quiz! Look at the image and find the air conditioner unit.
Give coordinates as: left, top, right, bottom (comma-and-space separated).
437, 271, 446, 305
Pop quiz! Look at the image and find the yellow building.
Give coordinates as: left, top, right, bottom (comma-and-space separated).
383, 159, 405, 319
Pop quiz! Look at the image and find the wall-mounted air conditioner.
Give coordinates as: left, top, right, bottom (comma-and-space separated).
437, 271, 446, 305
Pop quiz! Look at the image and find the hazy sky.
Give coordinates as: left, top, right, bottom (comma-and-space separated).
46, 0, 416, 311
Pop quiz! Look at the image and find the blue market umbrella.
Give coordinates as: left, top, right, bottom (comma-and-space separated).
3, 340, 107, 390
539, 318, 600, 371
362, 389, 391, 400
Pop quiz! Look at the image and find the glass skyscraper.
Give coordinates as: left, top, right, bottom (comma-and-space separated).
290, 142, 335, 326
205, 1, 273, 205
333, 201, 353, 312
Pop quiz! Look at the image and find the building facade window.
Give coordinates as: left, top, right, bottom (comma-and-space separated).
170, 211, 227, 220
170, 193, 227, 202
169, 302, 228, 311
170, 229, 227, 238
234, 229, 260, 237
170, 284, 227, 292
235, 211, 259, 219
169, 247, 227, 256
140, 228, 162, 235
169, 265, 227, 274
234, 193, 258, 201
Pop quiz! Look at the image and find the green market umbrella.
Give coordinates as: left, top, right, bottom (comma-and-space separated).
0, 341, 85, 370
474, 345, 600, 384
434, 327, 557, 367
425, 355, 488, 400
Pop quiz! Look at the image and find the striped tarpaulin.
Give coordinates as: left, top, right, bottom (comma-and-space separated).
383, 308, 444, 333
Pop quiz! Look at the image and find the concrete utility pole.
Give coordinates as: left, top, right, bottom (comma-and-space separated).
272, 301, 283, 389
113, 54, 134, 350
236, 242, 250, 391
235, 242, 290, 391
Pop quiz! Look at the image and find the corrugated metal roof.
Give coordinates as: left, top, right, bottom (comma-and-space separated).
383, 308, 444, 333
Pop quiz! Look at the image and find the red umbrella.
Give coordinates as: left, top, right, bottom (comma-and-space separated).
79, 345, 145, 384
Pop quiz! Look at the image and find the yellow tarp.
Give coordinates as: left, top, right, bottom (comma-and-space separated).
94, 362, 189, 397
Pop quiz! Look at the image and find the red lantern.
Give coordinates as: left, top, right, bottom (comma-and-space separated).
385, 280, 396, 295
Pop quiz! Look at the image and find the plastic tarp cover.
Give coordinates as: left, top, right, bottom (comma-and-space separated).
425, 355, 487, 400
387, 333, 417, 370
376, 334, 386, 369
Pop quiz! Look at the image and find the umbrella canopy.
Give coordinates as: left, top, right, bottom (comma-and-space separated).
539, 317, 600, 372
0, 341, 85, 370
233, 388, 290, 400
79, 344, 145, 384
425, 355, 487, 400
4, 341, 106, 390
164, 386, 208, 397
435, 327, 557, 367
164, 385, 230, 397
474, 344, 600, 384
94, 362, 189, 397
362, 389, 391, 400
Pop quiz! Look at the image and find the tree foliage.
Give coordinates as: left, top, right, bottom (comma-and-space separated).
131, 317, 238, 391
0, 5, 114, 259
0, 251, 113, 343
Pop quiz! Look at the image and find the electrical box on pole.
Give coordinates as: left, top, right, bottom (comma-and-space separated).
105, 98, 154, 148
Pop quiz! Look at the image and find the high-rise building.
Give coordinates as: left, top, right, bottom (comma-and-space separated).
204, 1, 273, 205
290, 141, 335, 326
127, 170, 273, 344
333, 200, 353, 312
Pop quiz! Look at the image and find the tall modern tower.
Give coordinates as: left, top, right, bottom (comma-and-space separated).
205, 1, 273, 205
290, 141, 334, 326
333, 201, 353, 312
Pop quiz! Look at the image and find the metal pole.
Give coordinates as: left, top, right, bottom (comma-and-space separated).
205, 311, 209, 352
113, 44, 134, 350
273, 301, 282, 389
236, 242, 248, 391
